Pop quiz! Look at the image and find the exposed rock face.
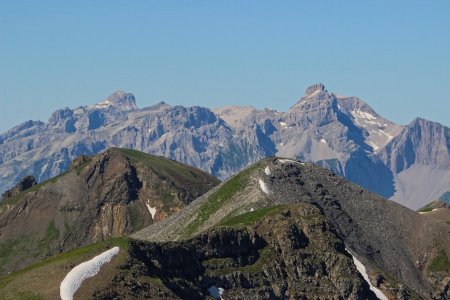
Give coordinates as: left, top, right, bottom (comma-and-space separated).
0, 148, 219, 274
0, 85, 449, 209
379, 118, 450, 208
93, 206, 378, 299
304, 82, 326, 96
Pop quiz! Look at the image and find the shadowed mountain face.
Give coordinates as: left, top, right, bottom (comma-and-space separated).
1, 85, 449, 209
0, 148, 219, 274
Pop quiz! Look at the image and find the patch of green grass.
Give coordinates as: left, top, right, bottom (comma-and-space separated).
0, 237, 129, 299
220, 205, 288, 227
12, 292, 45, 300
0, 237, 129, 284
447, 221, 450, 226
0, 235, 30, 273
207, 247, 275, 275
418, 203, 434, 213
37, 220, 60, 254
63, 221, 71, 239
429, 249, 450, 272
182, 162, 262, 238
128, 204, 145, 232
75, 158, 93, 175
119, 148, 208, 183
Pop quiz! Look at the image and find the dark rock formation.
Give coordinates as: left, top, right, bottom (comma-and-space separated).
0, 175, 37, 200
94, 206, 378, 299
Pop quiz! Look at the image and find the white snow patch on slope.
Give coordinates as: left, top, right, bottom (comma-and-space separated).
419, 208, 440, 215
352, 109, 377, 120
146, 203, 157, 220
278, 159, 306, 165
208, 286, 225, 299
368, 141, 380, 151
279, 122, 287, 128
264, 166, 271, 175
320, 138, 327, 144
93, 100, 112, 109
346, 248, 388, 300
259, 179, 270, 194
278, 158, 297, 164
60, 247, 120, 300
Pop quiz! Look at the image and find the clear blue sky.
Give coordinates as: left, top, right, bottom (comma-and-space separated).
1, 0, 449, 132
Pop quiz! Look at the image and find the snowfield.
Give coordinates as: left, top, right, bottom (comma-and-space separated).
146, 203, 157, 219
278, 158, 306, 165
208, 285, 225, 299
60, 246, 120, 300
264, 166, 271, 175
346, 248, 388, 300
259, 179, 270, 194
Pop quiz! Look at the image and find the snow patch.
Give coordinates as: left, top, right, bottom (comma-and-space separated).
420, 208, 440, 214
320, 138, 327, 144
368, 141, 380, 151
250, 207, 255, 212
346, 249, 388, 300
208, 286, 225, 299
259, 179, 270, 195
264, 166, 271, 175
279, 122, 287, 128
352, 109, 377, 120
146, 204, 157, 220
60, 247, 120, 300
93, 100, 112, 109
278, 158, 297, 164
278, 159, 305, 165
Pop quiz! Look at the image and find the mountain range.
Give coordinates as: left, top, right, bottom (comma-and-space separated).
1, 154, 449, 299
1, 84, 449, 209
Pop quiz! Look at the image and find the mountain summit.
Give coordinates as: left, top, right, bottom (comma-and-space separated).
93, 90, 138, 111
304, 82, 327, 97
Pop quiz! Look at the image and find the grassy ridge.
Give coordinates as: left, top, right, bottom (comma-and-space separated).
181, 162, 261, 238
429, 249, 450, 272
119, 148, 205, 183
220, 205, 288, 227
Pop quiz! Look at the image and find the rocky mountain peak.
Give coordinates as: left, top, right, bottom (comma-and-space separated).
94, 90, 138, 111
288, 83, 332, 112
304, 83, 326, 96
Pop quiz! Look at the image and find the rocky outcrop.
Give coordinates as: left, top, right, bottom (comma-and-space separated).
0, 148, 219, 274
0, 175, 37, 200
93, 206, 379, 299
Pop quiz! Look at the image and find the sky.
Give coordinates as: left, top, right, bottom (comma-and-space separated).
1, 0, 449, 132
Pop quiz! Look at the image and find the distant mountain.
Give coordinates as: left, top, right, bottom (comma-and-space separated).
0, 148, 218, 274
1, 84, 449, 209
